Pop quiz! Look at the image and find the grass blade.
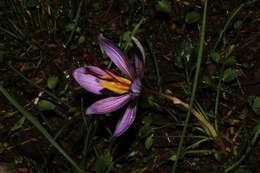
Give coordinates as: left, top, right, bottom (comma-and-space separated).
172, 1, 208, 172
65, 0, 84, 47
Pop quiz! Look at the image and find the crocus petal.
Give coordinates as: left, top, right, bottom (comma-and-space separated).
113, 104, 137, 137
132, 36, 145, 63
73, 67, 105, 95
132, 37, 145, 77
85, 65, 107, 76
86, 94, 131, 115
130, 78, 141, 97
134, 54, 144, 78
98, 35, 135, 80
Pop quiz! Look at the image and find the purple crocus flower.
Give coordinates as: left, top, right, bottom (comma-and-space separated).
73, 34, 145, 137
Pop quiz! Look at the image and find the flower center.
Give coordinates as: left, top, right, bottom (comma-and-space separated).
99, 73, 131, 94
130, 79, 141, 97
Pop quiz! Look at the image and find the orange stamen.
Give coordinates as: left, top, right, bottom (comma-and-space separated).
99, 73, 131, 94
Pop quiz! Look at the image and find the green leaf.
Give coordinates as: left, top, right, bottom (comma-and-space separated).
139, 116, 154, 138
78, 35, 85, 44
185, 11, 201, 24
128, 151, 138, 158
157, 0, 172, 13
38, 100, 56, 111
142, 115, 153, 126
143, 155, 154, 163
169, 153, 177, 161
0, 143, 8, 154
223, 68, 236, 82
209, 52, 220, 63
75, 26, 81, 33
147, 96, 160, 109
248, 96, 260, 115
145, 134, 154, 150
169, 150, 185, 161
122, 31, 131, 42
241, 63, 254, 69
121, 31, 133, 49
174, 40, 194, 69
224, 56, 236, 66
10, 116, 26, 131
95, 153, 113, 173
250, 97, 260, 108
213, 150, 221, 161
65, 23, 76, 32
139, 124, 153, 138
47, 75, 59, 90
233, 20, 242, 30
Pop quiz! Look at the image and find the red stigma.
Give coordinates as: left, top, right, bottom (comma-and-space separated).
83, 52, 92, 62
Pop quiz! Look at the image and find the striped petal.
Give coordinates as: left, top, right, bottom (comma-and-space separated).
134, 54, 144, 78
85, 65, 107, 76
132, 36, 145, 63
132, 37, 145, 78
130, 78, 141, 97
86, 94, 131, 115
113, 104, 137, 137
98, 35, 134, 80
73, 67, 104, 95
